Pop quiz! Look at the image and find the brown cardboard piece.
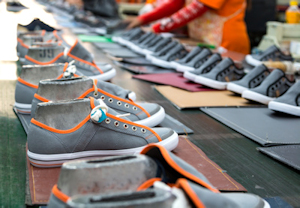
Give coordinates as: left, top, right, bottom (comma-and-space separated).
27, 137, 246, 205
155, 85, 260, 109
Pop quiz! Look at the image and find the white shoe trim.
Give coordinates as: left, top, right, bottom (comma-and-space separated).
14, 102, 32, 114
194, 76, 227, 90
183, 71, 197, 82
134, 106, 165, 128
88, 68, 116, 81
151, 57, 171, 68
226, 83, 248, 95
176, 65, 195, 72
268, 100, 300, 116
245, 55, 262, 66
242, 90, 274, 105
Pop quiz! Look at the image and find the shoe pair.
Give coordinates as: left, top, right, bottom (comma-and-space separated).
22, 40, 116, 81
27, 98, 178, 167
47, 144, 269, 208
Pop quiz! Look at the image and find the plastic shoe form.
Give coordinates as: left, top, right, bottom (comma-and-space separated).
30, 77, 162, 127
27, 98, 178, 167
14, 62, 77, 114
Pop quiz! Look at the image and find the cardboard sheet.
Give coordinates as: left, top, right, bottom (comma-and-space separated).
201, 107, 300, 146
258, 145, 300, 171
13, 107, 31, 135
155, 86, 258, 109
133, 73, 216, 92
115, 61, 174, 74
27, 137, 246, 204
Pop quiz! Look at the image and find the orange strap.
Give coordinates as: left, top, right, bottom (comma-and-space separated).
52, 185, 70, 203
17, 77, 38, 89
137, 178, 161, 191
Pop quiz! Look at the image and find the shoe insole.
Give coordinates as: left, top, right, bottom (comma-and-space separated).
201, 107, 300, 146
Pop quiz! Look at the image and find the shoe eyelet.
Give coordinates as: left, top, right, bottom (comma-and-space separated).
125, 104, 129, 108
108, 98, 113, 103
132, 126, 137, 131
141, 128, 146, 133
94, 92, 98, 96
133, 106, 138, 110
123, 124, 128, 129
114, 121, 119, 127
100, 95, 105, 100
105, 118, 111, 124
117, 101, 122, 106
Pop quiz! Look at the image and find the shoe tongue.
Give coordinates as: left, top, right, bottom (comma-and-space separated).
265, 68, 285, 81
69, 40, 94, 63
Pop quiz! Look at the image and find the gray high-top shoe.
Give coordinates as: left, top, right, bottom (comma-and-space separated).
242, 69, 294, 104
268, 81, 300, 116
27, 98, 178, 167
170, 46, 202, 69
151, 44, 188, 69
31, 77, 163, 127
194, 58, 245, 90
183, 53, 222, 82
176, 48, 213, 72
14, 63, 70, 114
227, 64, 270, 95
23, 41, 116, 81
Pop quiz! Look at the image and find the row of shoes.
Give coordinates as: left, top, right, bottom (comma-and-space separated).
16, 30, 179, 168
114, 30, 300, 117
47, 144, 270, 208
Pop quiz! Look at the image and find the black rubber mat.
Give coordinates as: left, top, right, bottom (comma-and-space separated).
13, 107, 31, 135
201, 107, 300, 146
114, 61, 174, 74
159, 114, 193, 135
258, 145, 300, 171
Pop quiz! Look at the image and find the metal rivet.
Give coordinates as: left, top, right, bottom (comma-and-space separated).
125, 104, 129, 108
100, 95, 105, 100
133, 106, 137, 110
114, 121, 119, 127
108, 98, 113, 103
123, 124, 128, 129
141, 128, 146, 133
105, 118, 110, 124
117, 101, 122, 106
132, 126, 137, 131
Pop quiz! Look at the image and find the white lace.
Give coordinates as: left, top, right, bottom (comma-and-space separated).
90, 99, 108, 123
63, 60, 77, 78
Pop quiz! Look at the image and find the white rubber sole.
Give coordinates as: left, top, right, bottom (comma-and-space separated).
226, 83, 248, 95
146, 54, 154, 61
134, 106, 165, 128
268, 100, 300, 116
151, 57, 172, 69
194, 76, 227, 90
242, 90, 274, 105
176, 65, 195, 72
142, 49, 154, 55
245, 55, 262, 66
27, 131, 179, 168
183, 71, 197, 82
263, 199, 271, 208
14, 102, 32, 114
88, 68, 116, 81
170, 61, 180, 69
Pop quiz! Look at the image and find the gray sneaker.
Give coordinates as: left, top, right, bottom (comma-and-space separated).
183, 53, 222, 82
146, 41, 178, 61
27, 98, 178, 167
194, 58, 245, 90
151, 44, 188, 69
23, 41, 116, 81
268, 81, 300, 116
14, 63, 72, 114
176, 48, 212, 72
31, 77, 163, 127
245, 45, 293, 66
142, 36, 171, 55
227, 64, 270, 95
170, 46, 202, 69
242, 69, 294, 104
